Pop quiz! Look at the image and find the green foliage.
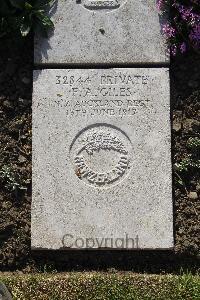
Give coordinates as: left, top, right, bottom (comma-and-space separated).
175, 137, 200, 174
0, 165, 27, 193
187, 137, 200, 152
0, 0, 55, 38
175, 158, 200, 173
174, 137, 200, 189
0, 272, 200, 300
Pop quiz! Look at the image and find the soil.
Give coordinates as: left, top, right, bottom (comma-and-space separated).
0, 36, 199, 273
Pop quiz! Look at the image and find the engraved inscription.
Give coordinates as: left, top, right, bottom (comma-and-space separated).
70, 124, 132, 188
37, 71, 152, 118
78, 0, 127, 11
38, 70, 155, 117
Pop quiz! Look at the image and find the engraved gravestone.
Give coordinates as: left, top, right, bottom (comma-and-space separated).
32, 0, 173, 250
34, 0, 168, 64
32, 68, 173, 249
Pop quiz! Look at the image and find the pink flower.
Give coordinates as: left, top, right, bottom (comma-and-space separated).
171, 44, 177, 56
162, 23, 176, 38
189, 25, 200, 48
156, 0, 165, 11
180, 42, 187, 53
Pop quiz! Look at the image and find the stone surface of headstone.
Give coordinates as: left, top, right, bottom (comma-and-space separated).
32, 67, 173, 250
34, 0, 168, 65
0, 283, 12, 300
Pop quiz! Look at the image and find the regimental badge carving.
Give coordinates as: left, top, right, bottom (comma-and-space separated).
70, 124, 132, 188
77, 0, 127, 11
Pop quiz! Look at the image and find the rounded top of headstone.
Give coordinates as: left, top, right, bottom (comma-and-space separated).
78, 0, 127, 12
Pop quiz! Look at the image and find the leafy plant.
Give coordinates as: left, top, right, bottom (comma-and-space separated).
0, 0, 55, 38
157, 0, 200, 55
174, 137, 200, 190
187, 137, 200, 151
0, 165, 27, 194
175, 157, 200, 173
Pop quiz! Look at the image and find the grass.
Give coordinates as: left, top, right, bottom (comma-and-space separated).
0, 272, 200, 300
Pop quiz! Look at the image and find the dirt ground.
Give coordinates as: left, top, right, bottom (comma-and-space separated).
0, 36, 199, 273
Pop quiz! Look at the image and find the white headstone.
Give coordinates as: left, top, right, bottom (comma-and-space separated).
32, 68, 173, 249
34, 0, 168, 64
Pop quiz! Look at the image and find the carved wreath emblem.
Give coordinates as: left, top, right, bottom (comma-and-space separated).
70, 124, 132, 188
